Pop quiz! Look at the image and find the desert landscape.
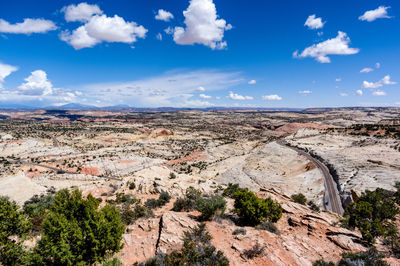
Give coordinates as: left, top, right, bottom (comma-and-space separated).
1, 1, 400, 265
1, 107, 399, 265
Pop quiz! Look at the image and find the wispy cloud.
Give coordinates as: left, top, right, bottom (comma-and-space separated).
0, 18, 57, 34
81, 69, 242, 106
262, 94, 282, 101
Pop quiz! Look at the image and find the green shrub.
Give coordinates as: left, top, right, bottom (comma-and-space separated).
313, 259, 335, 266
172, 198, 186, 212
140, 223, 228, 266
172, 187, 202, 212
115, 193, 138, 205
233, 189, 282, 226
103, 257, 123, 266
169, 172, 177, 179
23, 193, 54, 233
343, 188, 399, 243
128, 182, 136, 190
308, 201, 320, 212
242, 243, 264, 259
120, 207, 136, 225
32, 189, 125, 265
196, 194, 226, 221
222, 183, 242, 198
232, 228, 246, 235
395, 181, 400, 204
133, 204, 153, 219
145, 198, 159, 209
338, 248, 388, 266
291, 193, 307, 205
157, 191, 171, 206
384, 223, 400, 258
145, 191, 171, 209
0, 197, 31, 265
256, 220, 280, 235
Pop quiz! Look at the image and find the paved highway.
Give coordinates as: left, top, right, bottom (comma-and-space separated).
277, 140, 344, 215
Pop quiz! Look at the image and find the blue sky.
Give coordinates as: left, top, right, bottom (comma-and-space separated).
0, 0, 399, 108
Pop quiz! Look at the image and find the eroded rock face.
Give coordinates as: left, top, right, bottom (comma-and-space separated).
118, 218, 159, 265
118, 188, 375, 266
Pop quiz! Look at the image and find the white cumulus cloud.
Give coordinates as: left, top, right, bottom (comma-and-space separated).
18, 70, 54, 96
376, 62, 381, 69
359, 6, 391, 22
299, 90, 312, 94
262, 94, 282, 101
155, 9, 174, 22
336, 78, 342, 82
248, 80, 256, 85
62, 2, 103, 22
293, 31, 359, 63
0, 18, 57, 34
0, 62, 18, 88
173, 0, 232, 50
304, 14, 325, 29
196, 86, 206, 91
362, 75, 396, 89
356, 89, 363, 96
61, 14, 147, 49
228, 91, 253, 100
372, 90, 386, 96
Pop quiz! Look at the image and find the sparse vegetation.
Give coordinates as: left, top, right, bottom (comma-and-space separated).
313, 260, 335, 266
172, 187, 226, 221
222, 183, 242, 198
145, 191, 171, 209
291, 193, 307, 205
232, 228, 246, 235
256, 220, 280, 235
308, 200, 320, 212
128, 182, 136, 190
338, 248, 389, 266
140, 223, 229, 266
313, 248, 389, 266
233, 188, 282, 226
169, 172, 177, 179
242, 243, 265, 259
196, 194, 227, 221
172, 186, 202, 212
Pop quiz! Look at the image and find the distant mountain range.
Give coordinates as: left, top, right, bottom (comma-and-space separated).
0, 103, 398, 113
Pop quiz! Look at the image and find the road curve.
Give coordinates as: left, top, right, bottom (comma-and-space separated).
40, 132, 59, 148
277, 140, 344, 216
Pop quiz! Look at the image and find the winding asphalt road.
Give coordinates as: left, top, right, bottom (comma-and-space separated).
277, 140, 344, 215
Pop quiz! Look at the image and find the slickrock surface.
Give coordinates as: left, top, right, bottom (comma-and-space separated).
288, 134, 400, 194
